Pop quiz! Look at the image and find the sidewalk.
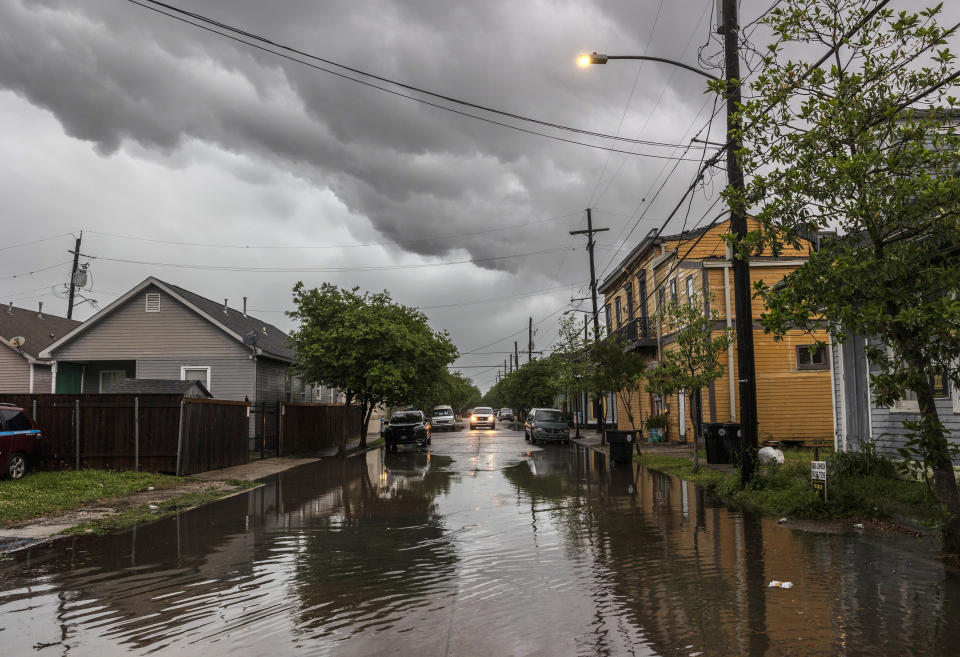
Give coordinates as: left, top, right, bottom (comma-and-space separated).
571, 432, 738, 474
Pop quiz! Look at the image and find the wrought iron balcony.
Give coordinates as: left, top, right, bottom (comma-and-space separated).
611, 317, 657, 348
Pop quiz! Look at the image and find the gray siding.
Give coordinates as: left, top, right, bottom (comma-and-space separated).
33, 363, 52, 393
255, 358, 289, 406
840, 336, 960, 463
137, 357, 255, 402
831, 342, 843, 448
51, 286, 250, 361
0, 346, 30, 393
81, 361, 136, 393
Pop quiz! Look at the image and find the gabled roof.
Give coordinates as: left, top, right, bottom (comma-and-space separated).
0, 304, 81, 361
107, 378, 213, 397
40, 277, 294, 361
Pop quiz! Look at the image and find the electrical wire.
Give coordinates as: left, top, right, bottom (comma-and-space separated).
0, 261, 72, 281
85, 211, 582, 251
126, 0, 704, 161
0, 232, 76, 254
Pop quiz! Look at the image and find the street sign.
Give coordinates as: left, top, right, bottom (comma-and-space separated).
811, 460, 827, 501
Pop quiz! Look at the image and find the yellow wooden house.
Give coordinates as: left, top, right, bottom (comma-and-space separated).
597, 217, 834, 445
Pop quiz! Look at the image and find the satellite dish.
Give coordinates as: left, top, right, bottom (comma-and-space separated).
243, 330, 259, 347
9, 336, 25, 348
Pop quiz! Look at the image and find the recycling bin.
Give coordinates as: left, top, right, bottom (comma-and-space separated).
702, 422, 728, 464
720, 423, 742, 465
606, 431, 637, 465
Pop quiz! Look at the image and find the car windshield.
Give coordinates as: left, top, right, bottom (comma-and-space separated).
391, 412, 421, 424
534, 410, 563, 423
433, 409, 452, 416
474, 408, 493, 414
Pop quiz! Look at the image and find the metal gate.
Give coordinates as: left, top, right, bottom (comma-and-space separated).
250, 401, 280, 459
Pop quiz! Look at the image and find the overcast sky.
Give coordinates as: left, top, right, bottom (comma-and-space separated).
1, 0, 948, 392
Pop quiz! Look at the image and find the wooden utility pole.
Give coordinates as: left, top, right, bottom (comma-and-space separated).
528, 317, 533, 363
504, 358, 508, 375
66, 232, 82, 319
515, 341, 519, 370
570, 208, 610, 441
722, 0, 759, 484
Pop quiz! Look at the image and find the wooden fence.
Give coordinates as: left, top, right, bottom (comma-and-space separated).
279, 402, 363, 456
5, 394, 249, 475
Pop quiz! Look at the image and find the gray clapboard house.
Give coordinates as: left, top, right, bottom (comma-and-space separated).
39, 277, 320, 441
0, 303, 80, 394
832, 336, 960, 459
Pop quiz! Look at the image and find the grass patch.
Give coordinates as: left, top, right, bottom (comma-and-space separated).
638, 448, 941, 525
66, 482, 258, 535
0, 470, 185, 527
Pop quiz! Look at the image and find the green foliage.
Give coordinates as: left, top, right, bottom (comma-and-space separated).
483, 357, 560, 413
738, 0, 960, 542
288, 282, 458, 452
410, 370, 481, 415
587, 334, 649, 431
830, 440, 898, 479
0, 470, 184, 526
645, 414, 669, 430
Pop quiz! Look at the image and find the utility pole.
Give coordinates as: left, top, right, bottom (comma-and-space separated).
722, 0, 759, 484
515, 341, 519, 370
528, 317, 533, 363
570, 208, 610, 441
66, 232, 82, 320
504, 358, 508, 376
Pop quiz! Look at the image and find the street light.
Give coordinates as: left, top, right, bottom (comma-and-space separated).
576, 52, 720, 81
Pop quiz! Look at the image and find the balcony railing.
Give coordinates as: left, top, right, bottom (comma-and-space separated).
611, 317, 656, 347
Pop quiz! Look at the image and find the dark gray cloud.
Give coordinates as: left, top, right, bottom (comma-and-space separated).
0, 0, 808, 390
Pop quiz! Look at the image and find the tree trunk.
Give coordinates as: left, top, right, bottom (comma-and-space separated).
915, 379, 960, 554
338, 392, 353, 457
360, 402, 376, 450
690, 389, 701, 474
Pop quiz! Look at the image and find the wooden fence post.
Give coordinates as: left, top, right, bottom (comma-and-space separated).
176, 399, 185, 476
134, 397, 140, 472
278, 401, 284, 457
75, 399, 80, 471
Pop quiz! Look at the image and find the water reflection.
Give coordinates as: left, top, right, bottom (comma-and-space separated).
1, 442, 959, 656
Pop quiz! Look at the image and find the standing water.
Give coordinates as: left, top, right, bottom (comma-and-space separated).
1, 431, 958, 656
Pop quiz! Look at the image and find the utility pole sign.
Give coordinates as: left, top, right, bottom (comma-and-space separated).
811, 461, 827, 501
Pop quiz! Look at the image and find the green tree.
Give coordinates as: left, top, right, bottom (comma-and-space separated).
288, 283, 458, 455
482, 358, 560, 419
413, 370, 481, 416
650, 293, 732, 472
588, 334, 649, 433
737, 1, 960, 549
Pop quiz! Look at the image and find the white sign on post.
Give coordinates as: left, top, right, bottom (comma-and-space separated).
811, 460, 827, 501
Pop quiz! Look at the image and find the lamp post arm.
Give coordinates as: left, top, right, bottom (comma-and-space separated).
597, 54, 720, 81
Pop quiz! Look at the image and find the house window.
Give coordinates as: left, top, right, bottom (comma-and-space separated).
892, 367, 950, 412
686, 276, 695, 304
657, 286, 665, 311
625, 287, 634, 320
615, 298, 622, 328
669, 279, 677, 302
604, 304, 612, 334
796, 345, 828, 371
181, 366, 211, 392
99, 369, 126, 393
145, 293, 160, 312
637, 272, 647, 319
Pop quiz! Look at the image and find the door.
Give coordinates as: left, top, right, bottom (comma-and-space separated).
55, 362, 83, 393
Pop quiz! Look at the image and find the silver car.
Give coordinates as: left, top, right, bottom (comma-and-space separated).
431, 405, 456, 432
524, 408, 570, 444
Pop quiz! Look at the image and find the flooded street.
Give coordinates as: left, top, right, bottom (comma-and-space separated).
2, 428, 959, 656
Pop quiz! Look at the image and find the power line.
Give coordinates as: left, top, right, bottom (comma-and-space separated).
0, 232, 76, 254
86, 246, 575, 273
85, 211, 584, 251
0, 261, 72, 281
125, 0, 704, 161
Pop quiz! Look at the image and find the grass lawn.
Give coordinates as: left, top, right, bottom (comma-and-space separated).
0, 470, 185, 527
638, 448, 941, 525
66, 481, 258, 535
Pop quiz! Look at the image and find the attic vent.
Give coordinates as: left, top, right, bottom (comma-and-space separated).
145, 293, 161, 313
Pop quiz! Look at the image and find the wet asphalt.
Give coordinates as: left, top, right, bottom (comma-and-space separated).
2, 426, 960, 656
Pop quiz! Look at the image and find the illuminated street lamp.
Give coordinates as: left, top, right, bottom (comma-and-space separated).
576, 52, 720, 81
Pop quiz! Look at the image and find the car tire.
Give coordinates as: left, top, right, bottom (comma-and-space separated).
8, 452, 27, 479
491, 422, 496, 430
470, 424, 476, 430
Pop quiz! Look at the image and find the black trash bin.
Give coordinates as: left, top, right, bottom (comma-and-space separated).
702, 422, 728, 464
720, 423, 741, 465
607, 430, 637, 465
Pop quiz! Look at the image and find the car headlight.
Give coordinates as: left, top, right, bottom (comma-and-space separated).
534, 426, 544, 432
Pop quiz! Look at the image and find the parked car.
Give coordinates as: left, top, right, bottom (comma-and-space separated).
470, 407, 496, 430
0, 403, 43, 479
384, 410, 431, 451
431, 405, 456, 432
497, 408, 515, 421
524, 408, 570, 445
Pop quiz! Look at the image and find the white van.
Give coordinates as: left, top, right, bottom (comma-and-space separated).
431, 405, 456, 432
